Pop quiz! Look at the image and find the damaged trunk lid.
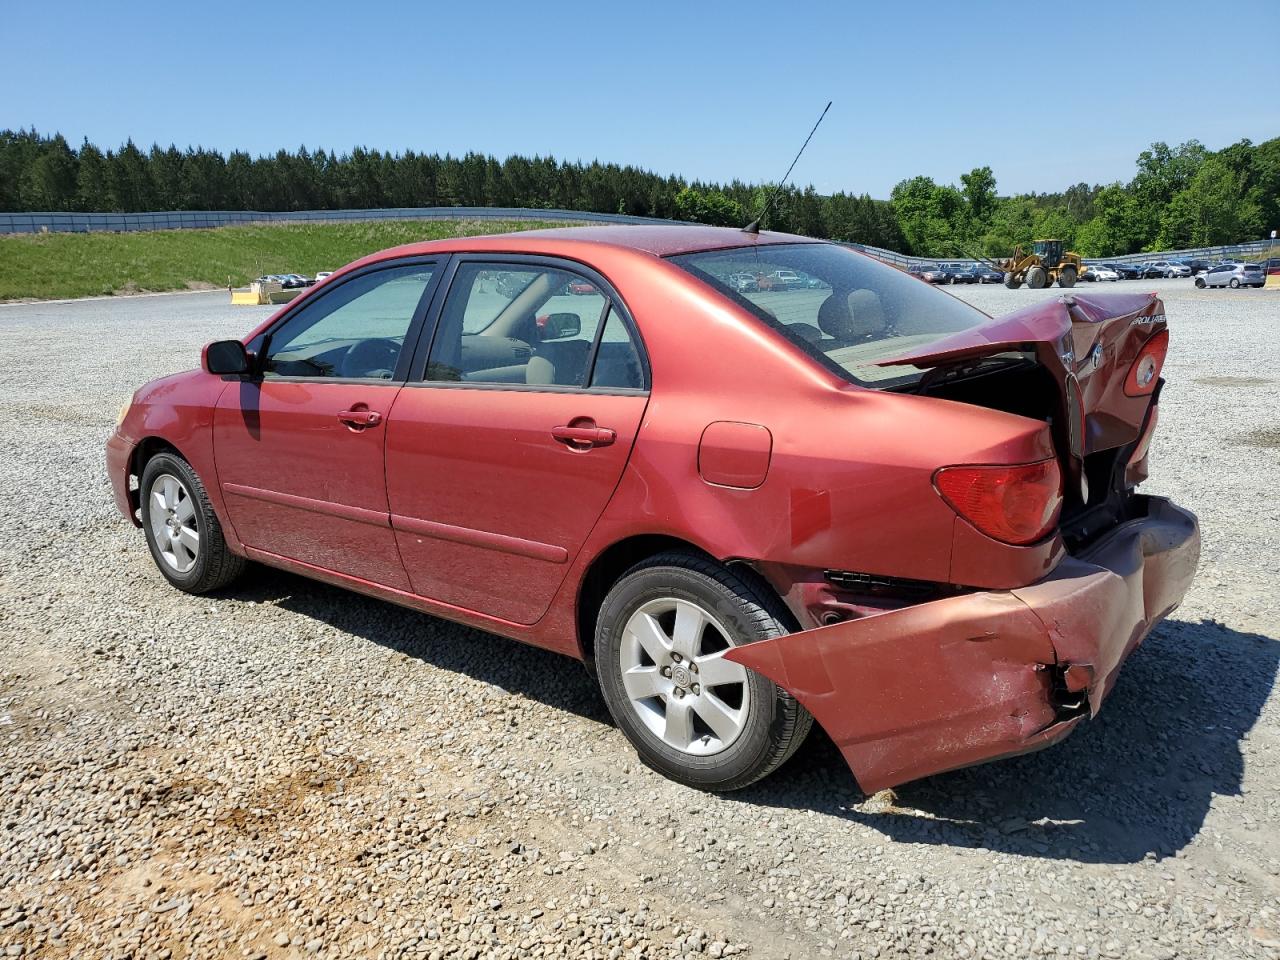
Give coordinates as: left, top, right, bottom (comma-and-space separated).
880, 291, 1168, 539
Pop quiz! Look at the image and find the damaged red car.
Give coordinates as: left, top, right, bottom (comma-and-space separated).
106, 226, 1200, 794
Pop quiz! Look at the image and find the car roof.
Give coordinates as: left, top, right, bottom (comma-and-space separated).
366, 224, 821, 264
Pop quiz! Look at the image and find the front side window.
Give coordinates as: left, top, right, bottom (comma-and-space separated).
426, 262, 641, 388
669, 243, 991, 388
262, 264, 435, 379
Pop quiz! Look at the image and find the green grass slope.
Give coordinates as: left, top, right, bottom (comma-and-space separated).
0, 219, 567, 301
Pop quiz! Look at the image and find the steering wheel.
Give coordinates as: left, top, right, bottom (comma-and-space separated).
341, 338, 400, 379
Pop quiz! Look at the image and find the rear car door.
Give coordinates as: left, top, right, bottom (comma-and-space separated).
384, 257, 650, 624
212, 261, 440, 589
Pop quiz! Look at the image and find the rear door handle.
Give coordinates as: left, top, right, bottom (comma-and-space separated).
338, 407, 382, 428
552, 423, 616, 449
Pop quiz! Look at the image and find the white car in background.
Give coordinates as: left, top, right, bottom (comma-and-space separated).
314, 271, 334, 282
1086, 265, 1119, 282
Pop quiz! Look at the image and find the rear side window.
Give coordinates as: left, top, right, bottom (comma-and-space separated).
670, 243, 989, 387
424, 261, 645, 390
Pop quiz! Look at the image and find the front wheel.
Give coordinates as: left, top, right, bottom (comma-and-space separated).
595, 553, 812, 791
140, 452, 246, 593
1058, 267, 1077, 288
1195, 277, 1206, 288
1230, 278, 1241, 288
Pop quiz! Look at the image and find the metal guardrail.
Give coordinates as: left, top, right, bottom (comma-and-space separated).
2, 206, 1271, 269
0, 207, 679, 234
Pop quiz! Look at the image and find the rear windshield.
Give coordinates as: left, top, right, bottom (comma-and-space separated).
669, 243, 990, 387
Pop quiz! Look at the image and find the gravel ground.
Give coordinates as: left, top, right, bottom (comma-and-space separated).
1, 280, 1278, 960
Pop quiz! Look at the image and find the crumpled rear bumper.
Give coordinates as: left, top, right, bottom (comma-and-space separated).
726, 496, 1200, 793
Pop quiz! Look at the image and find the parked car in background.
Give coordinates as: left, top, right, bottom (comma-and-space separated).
770, 269, 803, 290
975, 264, 1004, 284
106, 224, 1198, 795
1151, 260, 1192, 279
945, 263, 978, 284
1196, 262, 1266, 289
729, 272, 758, 292
1081, 264, 1119, 282
908, 263, 949, 283
314, 271, 334, 282
1183, 259, 1211, 275
1109, 263, 1143, 280
1264, 257, 1280, 275
1135, 263, 1165, 280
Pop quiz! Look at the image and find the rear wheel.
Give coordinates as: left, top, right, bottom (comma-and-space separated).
140, 452, 246, 593
1003, 273, 1021, 289
1058, 267, 1078, 288
1025, 266, 1048, 289
1195, 277, 1206, 288
1230, 278, 1241, 288
595, 552, 812, 791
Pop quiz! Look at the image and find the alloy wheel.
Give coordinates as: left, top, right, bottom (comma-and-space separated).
618, 598, 751, 756
147, 473, 199, 573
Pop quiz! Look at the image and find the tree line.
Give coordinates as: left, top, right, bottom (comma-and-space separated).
2, 129, 1275, 258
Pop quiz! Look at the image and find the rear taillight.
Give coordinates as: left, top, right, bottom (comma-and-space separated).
1125, 329, 1169, 397
934, 459, 1063, 545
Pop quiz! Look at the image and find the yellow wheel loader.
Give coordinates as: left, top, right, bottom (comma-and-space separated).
1002, 240, 1084, 289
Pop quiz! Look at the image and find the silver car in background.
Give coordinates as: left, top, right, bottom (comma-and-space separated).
1151, 260, 1193, 278
1195, 262, 1266, 289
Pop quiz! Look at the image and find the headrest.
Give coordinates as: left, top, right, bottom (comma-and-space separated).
817, 292, 856, 339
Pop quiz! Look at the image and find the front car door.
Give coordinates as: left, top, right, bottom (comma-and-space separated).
213, 260, 440, 589
384, 257, 650, 624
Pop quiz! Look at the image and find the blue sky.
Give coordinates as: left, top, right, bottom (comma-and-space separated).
3, 0, 1277, 198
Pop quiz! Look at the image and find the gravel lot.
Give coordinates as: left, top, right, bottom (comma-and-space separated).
1, 280, 1278, 960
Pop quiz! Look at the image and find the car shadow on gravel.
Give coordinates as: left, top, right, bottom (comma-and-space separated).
226, 567, 614, 725
728, 617, 1279, 864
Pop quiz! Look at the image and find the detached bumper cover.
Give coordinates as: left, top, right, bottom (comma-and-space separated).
106, 430, 140, 525
726, 496, 1200, 793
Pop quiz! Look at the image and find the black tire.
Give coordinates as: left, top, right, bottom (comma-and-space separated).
1195, 277, 1206, 288
594, 552, 813, 792
1025, 266, 1048, 289
1003, 273, 1020, 289
140, 451, 246, 594
1229, 278, 1240, 288
1058, 266, 1077, 288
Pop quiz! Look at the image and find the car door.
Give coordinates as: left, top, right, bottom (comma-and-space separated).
212, 260, 441, 589
384, 257, 650, 624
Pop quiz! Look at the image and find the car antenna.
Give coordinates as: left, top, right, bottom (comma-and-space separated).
743, 100, 832, 235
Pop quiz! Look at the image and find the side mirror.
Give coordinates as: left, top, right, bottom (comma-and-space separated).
202, 339, 251, 376
535, 312, 582, 341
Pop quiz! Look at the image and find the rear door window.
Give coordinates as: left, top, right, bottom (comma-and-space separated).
424, 261, 645, 390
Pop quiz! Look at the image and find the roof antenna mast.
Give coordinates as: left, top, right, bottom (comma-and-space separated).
743, 100, 832, 234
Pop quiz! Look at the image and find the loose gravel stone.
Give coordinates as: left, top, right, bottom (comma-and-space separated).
0, 282, 1277, 959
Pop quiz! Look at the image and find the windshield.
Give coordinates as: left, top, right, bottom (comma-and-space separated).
669, 243, 991, 386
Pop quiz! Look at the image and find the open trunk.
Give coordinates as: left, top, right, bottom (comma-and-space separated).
880, 291, 1168, 549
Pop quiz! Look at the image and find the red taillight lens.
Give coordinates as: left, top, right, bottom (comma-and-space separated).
934, 459, 1064, 545
1125, 329, 1169, 397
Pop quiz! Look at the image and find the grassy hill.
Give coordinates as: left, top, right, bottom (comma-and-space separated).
0, 219, 566, 301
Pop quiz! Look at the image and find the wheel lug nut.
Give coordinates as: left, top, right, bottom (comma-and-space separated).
671, 653, 681, 663
674, 688, 685, 698
689, 662, 698, 674
660, 666, 671, 678
691, 684, 700, 695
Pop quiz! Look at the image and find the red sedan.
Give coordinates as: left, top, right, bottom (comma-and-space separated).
107, 226, 1199, 793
